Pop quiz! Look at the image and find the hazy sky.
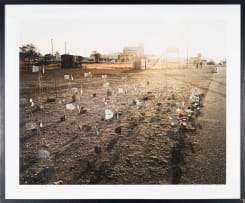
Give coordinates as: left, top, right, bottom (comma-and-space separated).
19, 5, 227, 61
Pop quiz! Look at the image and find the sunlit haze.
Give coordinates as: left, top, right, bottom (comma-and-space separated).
19, 5, 227, 61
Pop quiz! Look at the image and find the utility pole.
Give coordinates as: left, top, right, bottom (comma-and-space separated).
51, 39, 53, 56
51, 38, 57, 98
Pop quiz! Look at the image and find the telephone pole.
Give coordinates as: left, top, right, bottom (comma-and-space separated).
51, 39, 53, 56
51, 38, 57, 98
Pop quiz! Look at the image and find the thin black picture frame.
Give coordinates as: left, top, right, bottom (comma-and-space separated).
241, 2, 245, 202
0, 1, 244, 202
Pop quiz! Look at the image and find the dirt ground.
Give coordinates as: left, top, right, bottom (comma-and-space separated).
19, 63, 224, 184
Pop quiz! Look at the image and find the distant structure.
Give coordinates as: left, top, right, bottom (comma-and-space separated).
82, 57, 95, 64
120, 47, 137, 62
189, 57, 200, 65
55, 51, 61, 61
61, 54, 83, 68
120, 43, 145, 63
189, 53, 202, 67
28, 53, 61, 69
101, 52, 121, 63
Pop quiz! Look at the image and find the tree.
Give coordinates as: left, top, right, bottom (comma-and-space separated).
44, 53, 52, 59
20, 44, 41, 71
19, 43, 41, 61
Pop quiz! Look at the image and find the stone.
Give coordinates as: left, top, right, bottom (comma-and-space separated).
94, 146, 102, 154
47, 98, 56, 103
115, 127, 122, 134
38, 149, 50, 159
53, 180, 63, 185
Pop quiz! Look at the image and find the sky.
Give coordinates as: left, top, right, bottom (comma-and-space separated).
19, 5, 227, 61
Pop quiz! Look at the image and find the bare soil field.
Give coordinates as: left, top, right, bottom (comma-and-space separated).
19, 63, 221, 184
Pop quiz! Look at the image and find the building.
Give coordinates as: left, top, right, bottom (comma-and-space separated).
61, 54, 83, 68
189, 53, 202, 65
120, 43, 144, 63
101, 52, 121, 63
82, 57, 95, 63
189, 57, 200, 64
201, 59, 208, 66
120, 47, 137, 62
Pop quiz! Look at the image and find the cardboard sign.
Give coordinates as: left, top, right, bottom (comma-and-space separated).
64, 75, 70, 80
66, 103, 75, 110
127, 98, 134, 105
84, 72, 89, 77
122, 76, 128, 81
169, 116, 178, 126
25, 122, 37, 131
71, 88, 78, 94
103, 82, 110, 88
135, 99, 142, 106
32, 65, 40, 72
102, 75, 107, 79
118, 88, 124, 94
105, 109, 113, 120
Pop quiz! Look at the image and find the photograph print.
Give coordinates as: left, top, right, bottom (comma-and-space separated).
17, 5, 231, 186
